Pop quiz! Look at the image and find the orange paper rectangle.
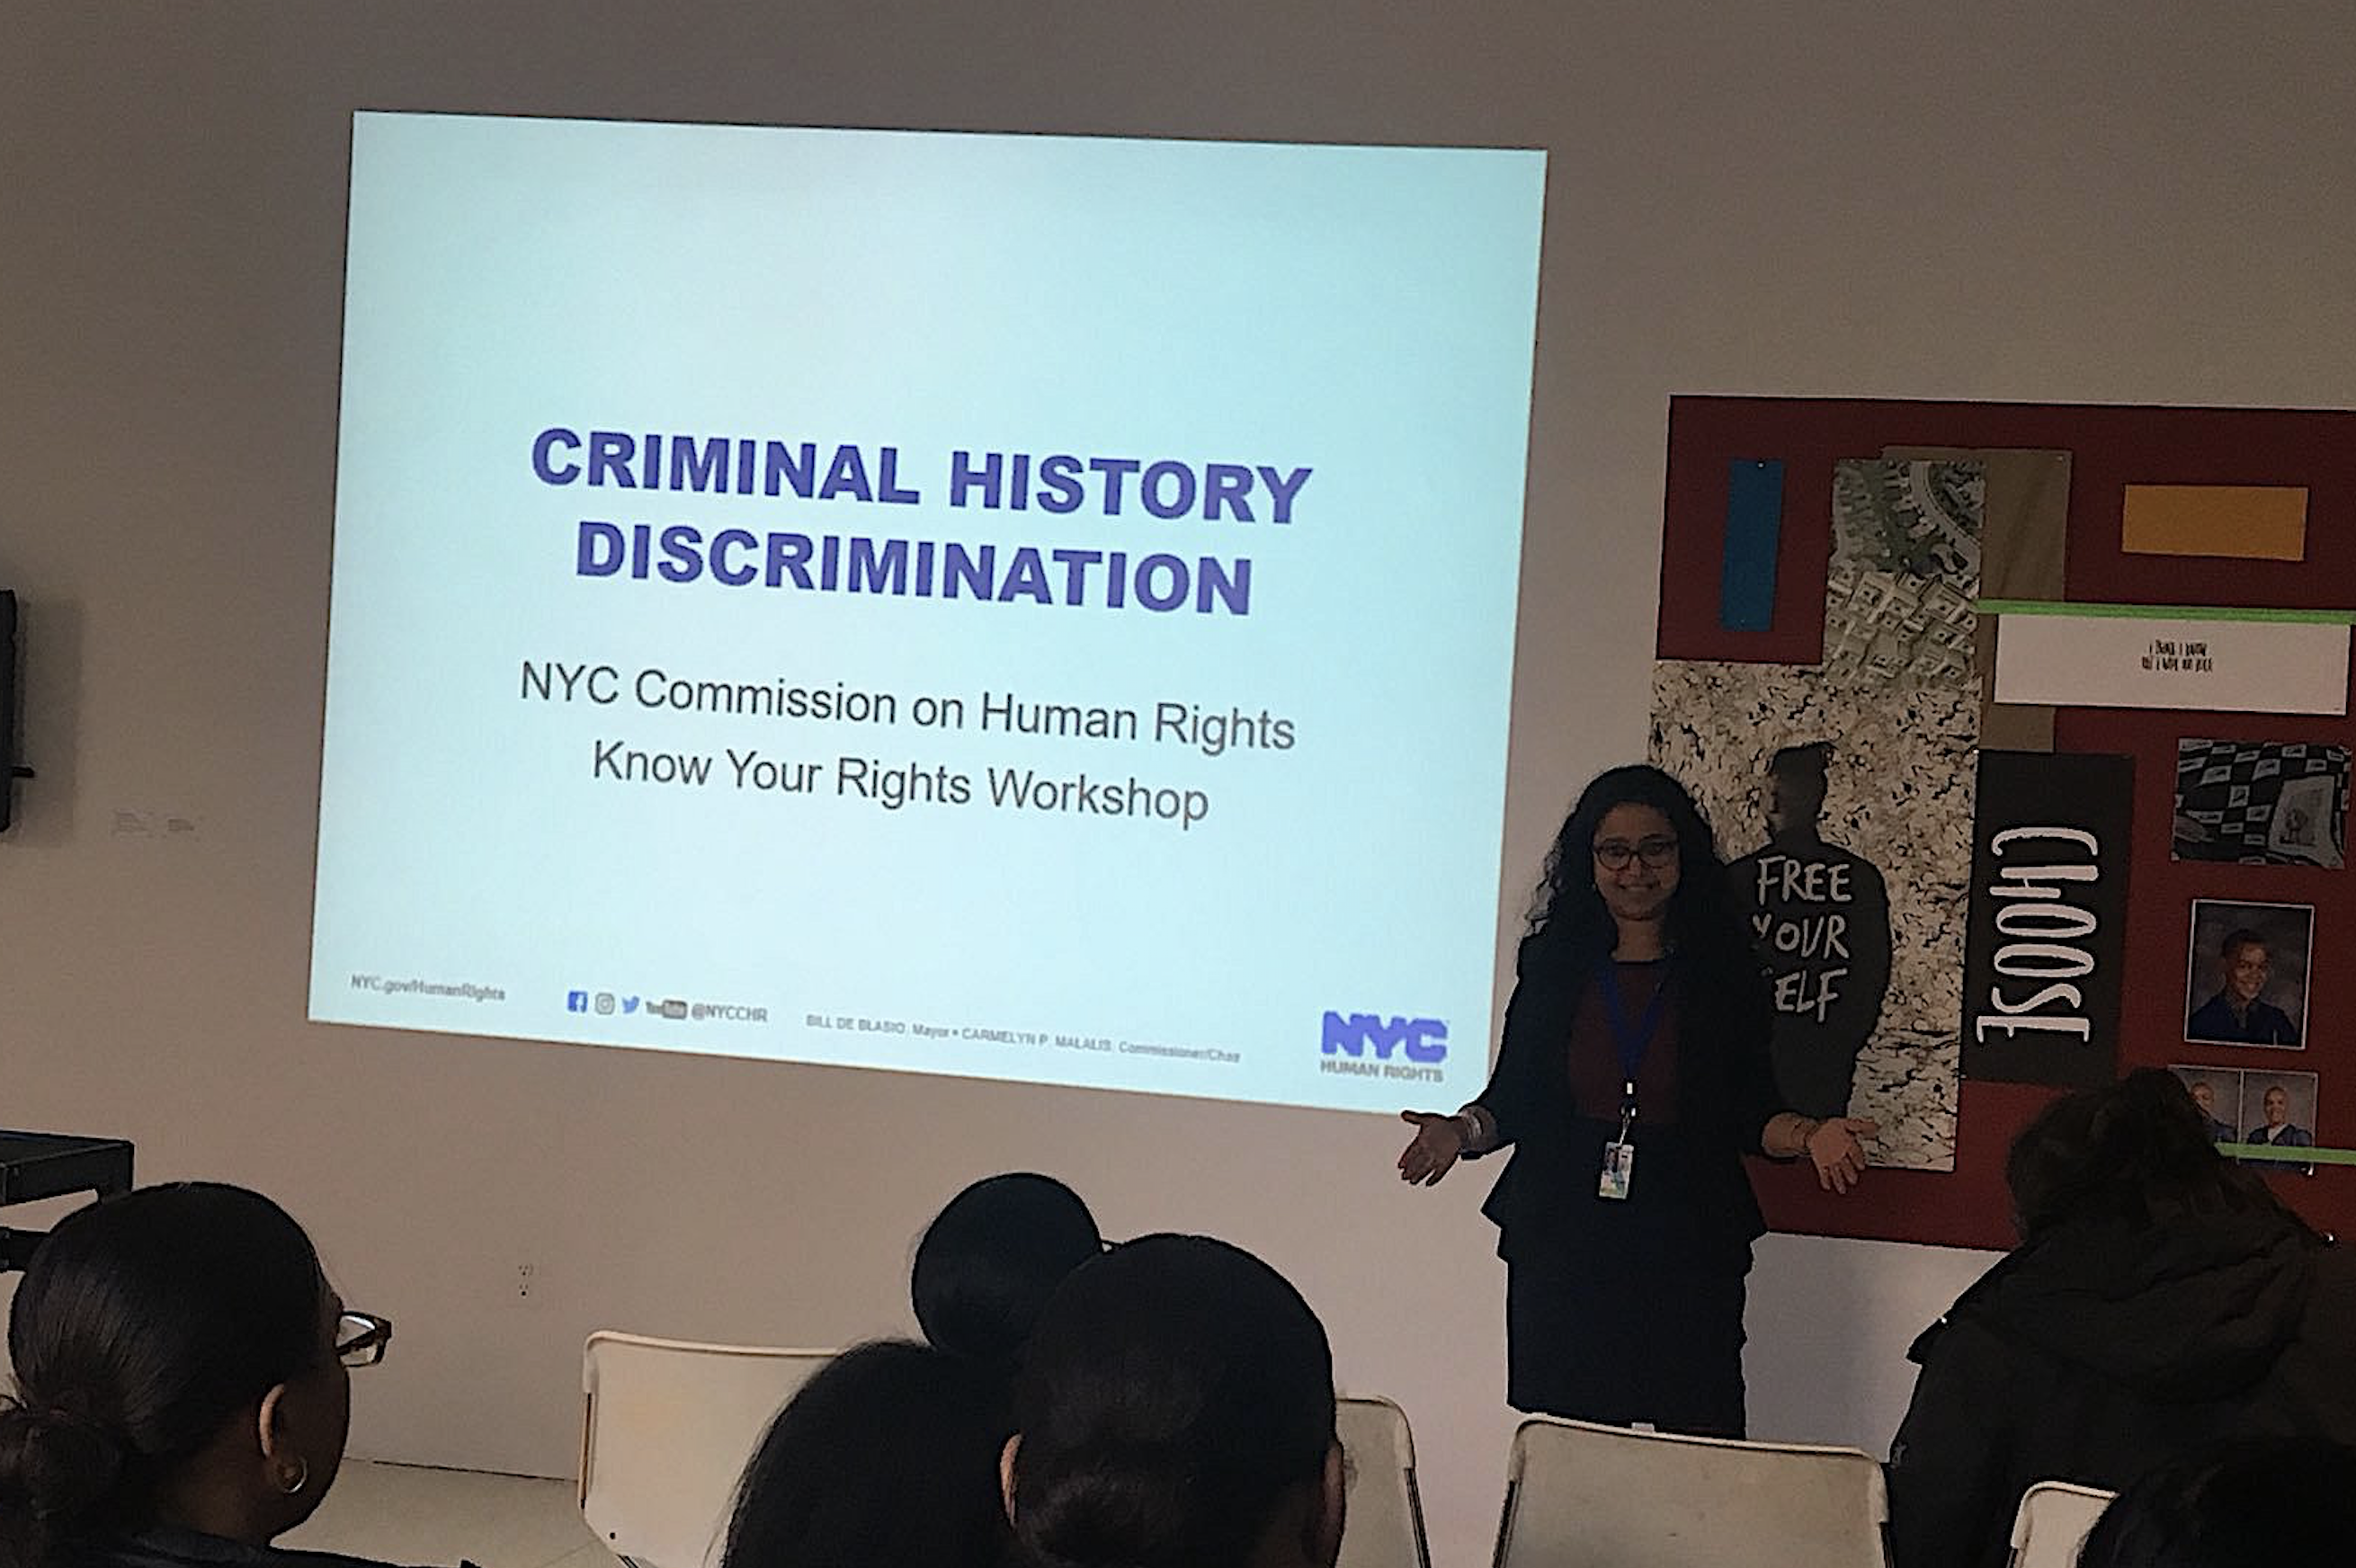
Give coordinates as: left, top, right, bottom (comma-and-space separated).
2121, 484, 2307, 561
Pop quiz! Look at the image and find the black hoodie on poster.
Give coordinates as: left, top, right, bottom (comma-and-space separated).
1884, 1208, 2356, 1568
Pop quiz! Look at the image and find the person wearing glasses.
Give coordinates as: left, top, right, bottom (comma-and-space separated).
0, 1182, 405, 1568
1396, 763, 1877, 1437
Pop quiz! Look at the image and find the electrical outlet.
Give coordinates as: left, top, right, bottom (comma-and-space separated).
516, 1262, 535, 1299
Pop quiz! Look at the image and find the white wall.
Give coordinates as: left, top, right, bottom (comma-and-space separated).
7, 4, 2355, 1564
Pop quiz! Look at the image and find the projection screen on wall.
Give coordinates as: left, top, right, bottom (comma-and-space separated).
310, 111, 1546, 1112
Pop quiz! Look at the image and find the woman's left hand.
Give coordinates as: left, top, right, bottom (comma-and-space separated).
1806, 1117, 1879, 1194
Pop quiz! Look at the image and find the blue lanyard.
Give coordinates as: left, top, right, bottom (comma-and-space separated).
1597, 958, 1673, 1109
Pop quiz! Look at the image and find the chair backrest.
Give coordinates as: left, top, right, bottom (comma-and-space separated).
2008, 1480, 2117, 1568
1494, 1417, 1889, 1568
579, 1332, 836, 1568
1336, 1394, 1432, 1568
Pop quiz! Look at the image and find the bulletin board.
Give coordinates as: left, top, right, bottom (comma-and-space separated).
1661, 396, 2356, 1250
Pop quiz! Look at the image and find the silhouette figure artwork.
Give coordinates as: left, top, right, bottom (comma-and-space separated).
1730, 744, 1894, 1117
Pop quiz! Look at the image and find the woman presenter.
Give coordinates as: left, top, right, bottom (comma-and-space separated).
1398, 763, 1876, 1437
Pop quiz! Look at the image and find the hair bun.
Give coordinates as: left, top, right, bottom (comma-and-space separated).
0, 1398, 127, 1526
1018, 1462, 1209, 1568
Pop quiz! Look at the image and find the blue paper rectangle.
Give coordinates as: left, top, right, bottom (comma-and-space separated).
1719, 459, 1784, 631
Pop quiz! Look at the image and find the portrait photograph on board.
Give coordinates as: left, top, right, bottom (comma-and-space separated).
2170, 1064, 2244, 1145
2182, 899, 2312, 1049
2242, 1070, 2319, 1152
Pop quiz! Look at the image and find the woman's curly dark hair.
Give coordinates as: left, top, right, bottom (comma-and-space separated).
1523, 763, 1746, 970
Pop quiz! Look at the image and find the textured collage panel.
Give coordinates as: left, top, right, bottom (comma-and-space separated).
1653, 458, 1983, 1172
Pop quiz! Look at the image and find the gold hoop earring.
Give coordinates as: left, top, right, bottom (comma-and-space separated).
277, 1457, 309, 1497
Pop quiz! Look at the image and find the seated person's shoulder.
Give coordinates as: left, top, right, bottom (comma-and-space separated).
82, 1533, 439, 1568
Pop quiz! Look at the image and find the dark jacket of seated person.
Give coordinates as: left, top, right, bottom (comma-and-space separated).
0, 1183, 427, 1568
69, 1529, 418, 1568
1884, 1071, 2356, 1568
2075, 1437, 2356, 1568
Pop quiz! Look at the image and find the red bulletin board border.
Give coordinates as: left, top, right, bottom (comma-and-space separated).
1662, 396, 2356, 1251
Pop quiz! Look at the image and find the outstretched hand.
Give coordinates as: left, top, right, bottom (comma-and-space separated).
1807, 1117, 1879, 1194
1397, 1110, 1466, 1185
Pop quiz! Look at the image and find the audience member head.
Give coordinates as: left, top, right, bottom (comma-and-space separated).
2077, 1437, 2356, 1567
0, 1183, 379, 1568
911, 1173, 1102, 1364
1004, 1234, 1341, 1568
722, 1339, 1009, 1568
1528, 763, 1739, 960
2005, 1069, 2306, 1243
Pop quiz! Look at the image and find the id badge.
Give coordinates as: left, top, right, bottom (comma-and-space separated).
1598, 1139, 1636, 1200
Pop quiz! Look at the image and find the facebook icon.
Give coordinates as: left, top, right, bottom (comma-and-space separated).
566, 990, 590, 1013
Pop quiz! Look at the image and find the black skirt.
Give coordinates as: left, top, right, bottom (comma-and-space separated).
1500, 1127, 1754, 1439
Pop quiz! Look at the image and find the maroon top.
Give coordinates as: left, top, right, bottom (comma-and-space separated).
1567, 958, 1682, 1128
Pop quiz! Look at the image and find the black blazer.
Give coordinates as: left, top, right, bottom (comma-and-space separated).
1471, 931, 1784, 1259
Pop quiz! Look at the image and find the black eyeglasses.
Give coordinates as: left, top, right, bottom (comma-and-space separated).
1593, 836, 1679, 871
335, 1310, 394, 1368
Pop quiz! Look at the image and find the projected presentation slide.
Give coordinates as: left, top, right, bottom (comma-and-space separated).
310, 111, 1544, 1112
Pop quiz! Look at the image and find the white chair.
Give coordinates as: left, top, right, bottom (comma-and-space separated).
1335, 1394, 1432, 1568
2007, 1480, 2116, 1568
1492, 1416, 1889, 1568
578, 1332, 835, 1568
